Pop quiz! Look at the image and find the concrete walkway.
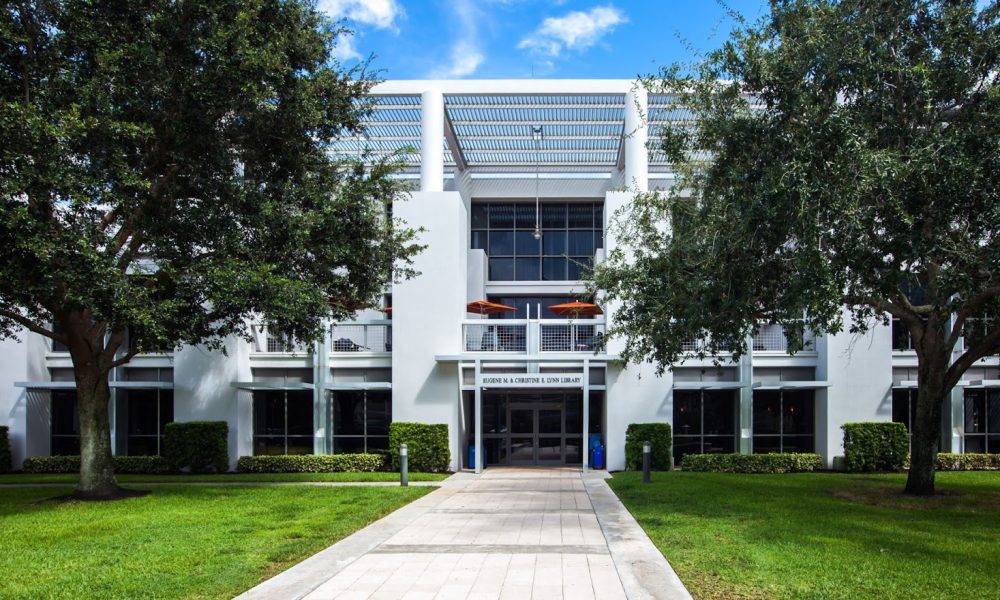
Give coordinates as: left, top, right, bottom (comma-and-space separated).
238, 467, 691, 600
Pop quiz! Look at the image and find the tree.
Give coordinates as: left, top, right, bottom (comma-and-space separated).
0, 1, 420, 499
593, 0, 1000, 495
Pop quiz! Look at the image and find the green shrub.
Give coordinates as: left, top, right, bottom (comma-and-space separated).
936, 453, 1000, 471
388, 422, 450, 472
624, 423, 672, 470
682, 453, 824, 473
164, 421, 229, 473
842, 422, 909, 472
22, 455, 172, 474
236, 454, 386, 473
0, 426, 10, 473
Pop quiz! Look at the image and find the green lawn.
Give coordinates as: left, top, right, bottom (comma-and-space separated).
610, 471, 1000, 600
0, 484, 431, 599
0, 471, 450, 484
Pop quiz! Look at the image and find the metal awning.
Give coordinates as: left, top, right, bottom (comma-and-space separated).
968, 380, 1000, 387
325, 382, 392, 391
230, 382, 315, 391
16, 380, 173, 390
673, 381, 745, 390
752, 381, 830, 390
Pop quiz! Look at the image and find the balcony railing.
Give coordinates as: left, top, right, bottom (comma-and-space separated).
251, 324, 312, 354
753, 323, 815, 353
462, 320, 605, 353
330, 322, 392, 353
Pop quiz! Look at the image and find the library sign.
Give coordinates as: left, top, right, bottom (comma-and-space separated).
476, 373, 584, 388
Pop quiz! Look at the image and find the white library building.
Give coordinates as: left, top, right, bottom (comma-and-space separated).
1, 79, 998, 472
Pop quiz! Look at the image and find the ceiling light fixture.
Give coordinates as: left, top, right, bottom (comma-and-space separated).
532, 125, 543, 240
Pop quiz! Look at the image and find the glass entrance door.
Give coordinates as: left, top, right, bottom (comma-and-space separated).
509, 403, 563, 465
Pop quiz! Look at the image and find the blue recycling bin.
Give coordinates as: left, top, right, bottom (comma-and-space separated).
591, 444, 605, 470
468, 443, 476, 469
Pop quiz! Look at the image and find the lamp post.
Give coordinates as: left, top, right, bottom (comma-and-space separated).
532, 125, 543, 240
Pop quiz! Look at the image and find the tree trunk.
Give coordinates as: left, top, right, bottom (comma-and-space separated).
904, 353, 947, 496
73, 359, 123, 499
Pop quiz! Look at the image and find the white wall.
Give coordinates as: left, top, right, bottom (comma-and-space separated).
604, 363, 673, 471
817, 312, 893, 464
173, 336, 251, 469
0, 337, 28, 467
392, 191, 468, 471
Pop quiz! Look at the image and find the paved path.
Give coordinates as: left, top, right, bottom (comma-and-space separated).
239, 467, 691, 600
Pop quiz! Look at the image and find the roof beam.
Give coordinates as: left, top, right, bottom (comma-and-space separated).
443, 110, 467, 171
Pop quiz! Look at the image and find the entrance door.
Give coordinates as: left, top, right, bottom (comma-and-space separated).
508, 403, 564, 465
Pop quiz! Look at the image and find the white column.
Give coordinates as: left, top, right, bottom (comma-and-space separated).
420, 89, 444, 192
582, 358, 590, 472
624, 86, 648, 192
474, 360, 482, 474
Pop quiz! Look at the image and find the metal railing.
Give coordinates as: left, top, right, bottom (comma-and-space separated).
251, 324, 312, 354
330, 322, 392, 353
463, 321, 527, 352
539, 321, 605, 352
753, 323, 815, 353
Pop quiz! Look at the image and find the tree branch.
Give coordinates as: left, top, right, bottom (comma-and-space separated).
0, 308, 65, 342
944, 327, 1000, 390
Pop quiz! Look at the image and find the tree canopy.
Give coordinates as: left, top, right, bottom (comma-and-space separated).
594, 0, 1000, 494
0, 0, 420, 498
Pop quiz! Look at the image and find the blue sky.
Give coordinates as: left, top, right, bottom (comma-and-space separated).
318, 1, 771, 79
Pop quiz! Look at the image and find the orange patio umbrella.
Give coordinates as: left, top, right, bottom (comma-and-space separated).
466, 300, 517, 315
381, 306, 392, 314
547, 301, 603, 317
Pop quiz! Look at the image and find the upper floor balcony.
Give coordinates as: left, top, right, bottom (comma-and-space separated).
682, 323, 817, 356
250, 321, 392, 356
462, 320, 606, 354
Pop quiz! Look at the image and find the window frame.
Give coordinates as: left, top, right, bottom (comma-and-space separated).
330, 389, 391, 454
751, 389, 816, 454
252, 389, 315, 455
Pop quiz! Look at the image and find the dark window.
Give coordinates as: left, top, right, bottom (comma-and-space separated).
892, 388, 918, 434
50, 321, 69, 353
51, 391, 80, 455
473, 201, 603, 281
891, 318, 914, 351
253, 390, 314, 455
752, 390, 815, 453
965, 388, 1000, 454
672, 389, 737, 464
332, 390, 391, 454
124, 389, 174, 456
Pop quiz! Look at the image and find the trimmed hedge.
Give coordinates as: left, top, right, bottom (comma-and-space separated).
22, 455, 172, 474
936, 453, 1000, 471
236, 454, 386, 473
624, 423, 672, 470
389, 422, 450, 472
842, 422, 909, 472
682, 453, 824, 473
164, 421, 229, 473
0, 426, 10, 473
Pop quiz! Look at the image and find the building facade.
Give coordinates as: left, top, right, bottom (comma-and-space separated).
1, 80, 997, 472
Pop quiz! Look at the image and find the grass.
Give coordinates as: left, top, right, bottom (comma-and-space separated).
0, 471, 450, 484
0, 484, 431, 599
609, 471, 1000, 600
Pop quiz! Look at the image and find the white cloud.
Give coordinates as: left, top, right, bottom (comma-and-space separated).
430, 40, 485, 78
519, 5, 626, 56
329, 32, 361, 62
317, 0, 403, 31
427, 0, 485, 79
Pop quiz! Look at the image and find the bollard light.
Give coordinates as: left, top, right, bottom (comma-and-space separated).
642, 440, 651, 484
400, 443, 409, 487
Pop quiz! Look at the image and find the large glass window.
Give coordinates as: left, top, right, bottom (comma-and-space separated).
332, 390, 391, 454
891, 388, 918, 435
964, 388, 1000, 453
123, 389, 174, 456
486, 295, 587, 320
672, 390, 737, 463
253, 390, 314, 455
51, 390, 80, 455
472, 202, 603, 281
752, 390, 815, 453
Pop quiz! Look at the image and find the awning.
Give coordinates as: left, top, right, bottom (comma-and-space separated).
968, 380, 1000, 387
325, 382, 392, 391
752, 380, 830, 390
230, 382, 315, 391
673, 381, 745, 390
16, 380, 173, 390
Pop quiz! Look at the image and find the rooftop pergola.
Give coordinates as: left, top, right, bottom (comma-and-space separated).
329, 80, 689, 192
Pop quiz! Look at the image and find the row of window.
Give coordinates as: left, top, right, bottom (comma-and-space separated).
672, 389, 816, 462
51, 390, 174, 456
891, 317, 997, 352
892, 388, 1000, 453
472, 202, 604, 282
